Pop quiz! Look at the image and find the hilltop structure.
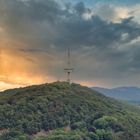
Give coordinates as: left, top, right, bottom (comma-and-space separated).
64, 48, 74, 83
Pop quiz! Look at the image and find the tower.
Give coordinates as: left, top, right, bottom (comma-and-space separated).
64, 48, 74, 83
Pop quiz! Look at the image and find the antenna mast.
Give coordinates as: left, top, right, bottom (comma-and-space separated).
64, 48, 74, 83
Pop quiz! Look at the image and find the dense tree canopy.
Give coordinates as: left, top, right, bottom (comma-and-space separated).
0, 82, 140, 140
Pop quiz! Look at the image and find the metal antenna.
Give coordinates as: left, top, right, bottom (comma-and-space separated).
64, 48, 74, 84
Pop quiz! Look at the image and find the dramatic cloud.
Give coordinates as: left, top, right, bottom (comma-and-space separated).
0, 0, 140, 90
94, 4, 129, 23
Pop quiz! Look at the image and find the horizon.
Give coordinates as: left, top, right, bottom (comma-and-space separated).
1, 0, 140, 91
0, 80, 140, 92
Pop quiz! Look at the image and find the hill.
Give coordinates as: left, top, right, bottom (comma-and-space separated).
92, 87, 140, 104
0, 82, 140, 140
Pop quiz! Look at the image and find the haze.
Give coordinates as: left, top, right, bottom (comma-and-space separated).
0, 0, 140, 90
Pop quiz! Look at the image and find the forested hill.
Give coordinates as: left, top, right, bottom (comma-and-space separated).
92, 87, 140, 104
0, 82, 140, 140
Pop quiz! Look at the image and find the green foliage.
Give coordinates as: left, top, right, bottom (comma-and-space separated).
0, 130, 30, 140
71, 121, 86, 130
0, 82, 140, 140
95, 129, 113, 140
94, 116, 123, 132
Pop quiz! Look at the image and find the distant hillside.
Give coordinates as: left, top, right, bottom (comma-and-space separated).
92, 87, 140, 104
0, 82, 140, 140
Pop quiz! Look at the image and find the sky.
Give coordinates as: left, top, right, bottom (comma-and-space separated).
0, 0, 140, 90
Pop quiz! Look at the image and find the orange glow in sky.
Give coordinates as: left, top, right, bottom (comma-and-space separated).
0, 42, 56, 91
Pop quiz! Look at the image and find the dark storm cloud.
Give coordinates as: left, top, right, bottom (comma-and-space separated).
1, 0, 140, 87
1, 0, 139, 48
